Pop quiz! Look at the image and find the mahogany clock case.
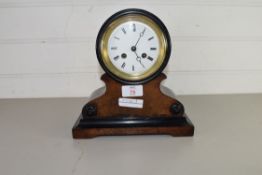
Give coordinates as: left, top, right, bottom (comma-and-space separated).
72, 74, 194, 138
72, 8, 194, 138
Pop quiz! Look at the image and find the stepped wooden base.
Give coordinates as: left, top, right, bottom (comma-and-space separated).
73, 115, 194, 138
72, 73, 194, 139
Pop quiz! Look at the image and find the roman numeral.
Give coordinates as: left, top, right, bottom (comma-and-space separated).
121, 28, 126, 34
121, 62, 126, 69
114, 36, 120, 40
147, 56, 154, 61
132, 65, 135, 71
113, 55, 119, 60
148, 36, 154, 41
111, 47, 117, 50
133, 23, 136, 32
150, 47, 156, 50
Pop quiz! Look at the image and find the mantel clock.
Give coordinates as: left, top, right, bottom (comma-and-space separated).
72, 9, 194, 138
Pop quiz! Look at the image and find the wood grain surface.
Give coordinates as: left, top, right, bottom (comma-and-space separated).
72, 73, 194, 138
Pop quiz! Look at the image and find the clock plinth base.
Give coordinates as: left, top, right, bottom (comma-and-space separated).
73, 115, 194, 138
72, 73, 194, 138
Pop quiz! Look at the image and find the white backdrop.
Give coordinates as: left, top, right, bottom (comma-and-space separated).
1, 0, 262, 98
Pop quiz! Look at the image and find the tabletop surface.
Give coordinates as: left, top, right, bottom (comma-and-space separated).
0, 94, 262, 175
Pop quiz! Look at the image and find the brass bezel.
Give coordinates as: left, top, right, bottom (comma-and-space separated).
99, 14, 168, 81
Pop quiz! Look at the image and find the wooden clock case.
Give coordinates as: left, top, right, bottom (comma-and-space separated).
72, 8, 194, 138
72, 73, 194, 138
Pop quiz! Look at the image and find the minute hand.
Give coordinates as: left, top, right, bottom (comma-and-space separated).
134, 28, 146, 47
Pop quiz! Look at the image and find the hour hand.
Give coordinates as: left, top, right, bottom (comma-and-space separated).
136, 55, 145, 68
132, 50, 145, 68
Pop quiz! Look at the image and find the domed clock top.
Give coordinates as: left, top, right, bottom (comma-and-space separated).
96, 8, 171, 84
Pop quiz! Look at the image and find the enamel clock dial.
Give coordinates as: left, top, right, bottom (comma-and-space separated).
96, 8, 171, 84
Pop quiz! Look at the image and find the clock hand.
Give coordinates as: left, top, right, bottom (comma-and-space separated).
133, 51, 145, 68
137, 57, 145, 68
134, 27, 146, 47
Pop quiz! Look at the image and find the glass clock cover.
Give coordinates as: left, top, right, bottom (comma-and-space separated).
96, 8, 171, 84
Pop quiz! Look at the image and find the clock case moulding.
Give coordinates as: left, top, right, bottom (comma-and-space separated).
72, 9, 194, 138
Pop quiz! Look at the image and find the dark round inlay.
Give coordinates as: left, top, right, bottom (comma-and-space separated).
142, 53, 147, 58
121, 53, 127, 58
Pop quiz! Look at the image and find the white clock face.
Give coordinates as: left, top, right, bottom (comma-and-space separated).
107, 21, 160, 74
